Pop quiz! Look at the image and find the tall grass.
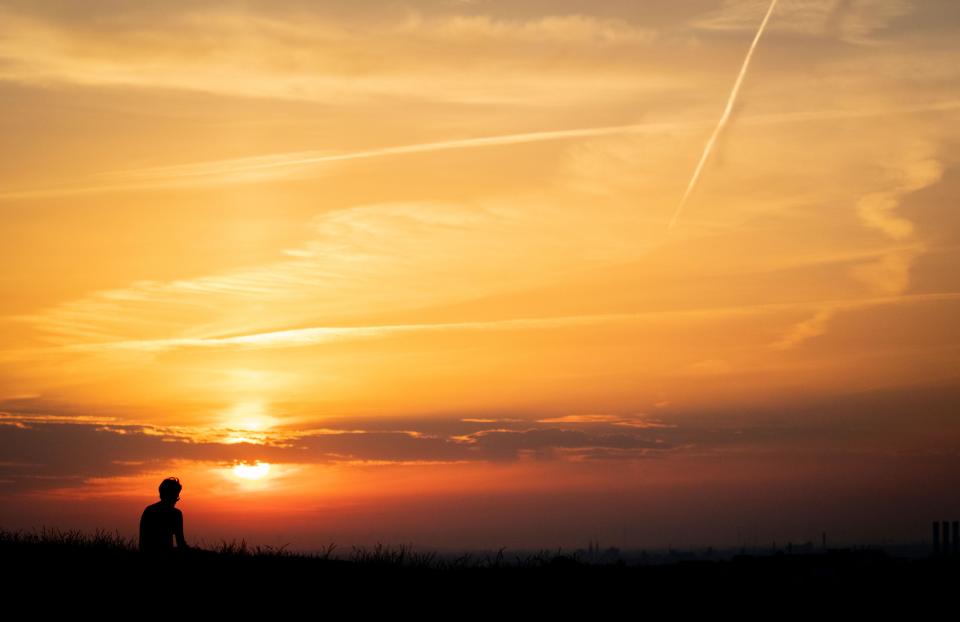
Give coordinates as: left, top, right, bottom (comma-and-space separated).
1, 526, 138, 551
0, 527, 586, 570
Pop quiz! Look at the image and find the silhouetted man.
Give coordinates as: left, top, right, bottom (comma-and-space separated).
139, 477, 189, 554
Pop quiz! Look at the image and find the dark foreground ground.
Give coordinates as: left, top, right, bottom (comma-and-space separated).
3, 528, 957, 612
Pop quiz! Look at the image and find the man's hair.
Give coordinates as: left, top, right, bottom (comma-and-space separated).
159, 477, 182, 501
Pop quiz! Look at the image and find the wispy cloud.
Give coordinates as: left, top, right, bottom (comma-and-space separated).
11, 197, 655, 347
764, 136, 946, 348
769, 307, 835, 350
694, 0, 914, 43
0, 6, 665, 106
2, 101, 957, 201
856, 148, 943, 242
535, 413, 675, 429
0, 121, 687, 200
8, 291, 957, 359
848, 144, 943, 296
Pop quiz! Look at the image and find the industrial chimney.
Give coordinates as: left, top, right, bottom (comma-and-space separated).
932, 520, 960, 557
944, 521, 952, 557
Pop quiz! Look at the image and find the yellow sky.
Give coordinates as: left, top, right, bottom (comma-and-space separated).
1, 0, 959, 551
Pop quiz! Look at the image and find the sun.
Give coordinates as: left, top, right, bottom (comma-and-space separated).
232, 462, 271, 480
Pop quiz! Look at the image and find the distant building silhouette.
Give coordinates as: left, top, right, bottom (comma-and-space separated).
932, 520, 958, 557
953, 521, 959, 557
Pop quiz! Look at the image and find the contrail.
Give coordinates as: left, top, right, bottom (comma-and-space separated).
667, 0, 779, 231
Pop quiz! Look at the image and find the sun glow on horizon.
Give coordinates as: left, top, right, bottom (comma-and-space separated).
231, 461, 272, 481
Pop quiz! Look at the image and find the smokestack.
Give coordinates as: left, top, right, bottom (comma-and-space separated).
953, 521, 959, 557
933, 521, 941, 556
944, 521, 952, 558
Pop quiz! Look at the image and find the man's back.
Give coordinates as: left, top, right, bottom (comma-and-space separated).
139, 501, 185, 553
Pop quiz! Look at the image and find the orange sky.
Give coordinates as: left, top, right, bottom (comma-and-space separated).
2, 0, 959, 553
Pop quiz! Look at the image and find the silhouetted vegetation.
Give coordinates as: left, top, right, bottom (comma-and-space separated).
3, 527, 957, 610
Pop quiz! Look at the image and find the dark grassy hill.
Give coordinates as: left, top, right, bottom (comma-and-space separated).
2, 527, 956, 611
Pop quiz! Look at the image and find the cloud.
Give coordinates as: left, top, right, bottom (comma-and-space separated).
856, 149, 942, 241
535, 413, 673, 429
848, 145, 944, 296
454, 427, 673, 462
847, 248, 919, 296
0, 120, 687, 200
683, 358, 735, 376
7, 194, 676, 357
0, 411, 686, 493
3, 100, 957, 201
0, 6, 665, 106
11, 289, 959, 364
769, 307, 835, 350
693, 0, 914, 43
395, 13, 657, 45
4, 380, 960, 495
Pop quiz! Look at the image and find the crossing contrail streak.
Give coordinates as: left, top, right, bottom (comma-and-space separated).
667, 0, 779, 231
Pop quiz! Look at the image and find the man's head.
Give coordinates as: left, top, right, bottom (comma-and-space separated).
159, 477, 182, 504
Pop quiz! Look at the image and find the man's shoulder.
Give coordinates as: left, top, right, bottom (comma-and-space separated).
141, 501, 180, 517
